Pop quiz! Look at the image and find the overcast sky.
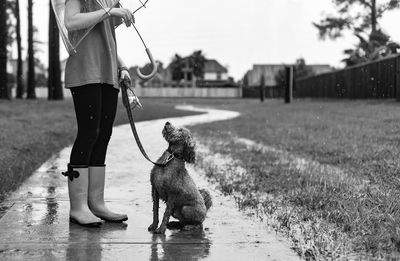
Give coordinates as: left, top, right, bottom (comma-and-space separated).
12, 0, 400, 80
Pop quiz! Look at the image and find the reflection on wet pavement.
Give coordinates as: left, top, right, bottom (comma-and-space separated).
43, 187, 58, 225
150, 230, 211, 261
66, 223, 128, 261
0, 106, 299, 261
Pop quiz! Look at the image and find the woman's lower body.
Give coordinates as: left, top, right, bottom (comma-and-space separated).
69, 83, 118, 166
63, 84, 128, 227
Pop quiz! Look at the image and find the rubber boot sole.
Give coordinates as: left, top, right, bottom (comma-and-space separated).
100, 216, 128, 223
69, 217, 103, 227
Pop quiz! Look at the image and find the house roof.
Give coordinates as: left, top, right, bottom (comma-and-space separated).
165, 59, 228, 74
204, 59, 228, 73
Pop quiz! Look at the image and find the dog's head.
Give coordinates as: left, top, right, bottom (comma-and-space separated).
162, 122, 196, 164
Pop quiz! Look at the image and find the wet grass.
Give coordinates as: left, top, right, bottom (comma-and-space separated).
189, 99, 400, 260
0, 97, 202, 203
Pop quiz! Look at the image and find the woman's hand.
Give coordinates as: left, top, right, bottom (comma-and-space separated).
119, 70, 143, 110
109, 8, 135, 27
65, 0, 134, 31
120, 69, 131, 85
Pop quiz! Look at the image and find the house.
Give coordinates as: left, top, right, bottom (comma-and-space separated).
245, 64, 333, 87
203, 59, 229, 81
153, 59, 234, 88
196, 59, 235, 88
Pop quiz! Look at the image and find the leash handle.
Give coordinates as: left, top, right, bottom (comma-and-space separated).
121, 76, 143, 109
120, 79, 167, 167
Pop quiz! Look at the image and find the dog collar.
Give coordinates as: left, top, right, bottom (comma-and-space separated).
164, 148, 184, 165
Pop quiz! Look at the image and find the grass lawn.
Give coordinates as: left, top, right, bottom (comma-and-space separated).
0, 97, 202, 204
188, 98, 400, 260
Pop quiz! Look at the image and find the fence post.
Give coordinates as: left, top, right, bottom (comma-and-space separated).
260, 74, 265, 102
396, 56, 400, 101
285, 66, 293, 103
239, 81, 243, 98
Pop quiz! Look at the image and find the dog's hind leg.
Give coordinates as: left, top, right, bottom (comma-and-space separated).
180, 204, 207, 225
148, 186, 159, 232
166, 208, 185, 230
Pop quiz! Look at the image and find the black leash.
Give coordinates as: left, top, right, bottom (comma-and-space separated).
120, 79, 173, 167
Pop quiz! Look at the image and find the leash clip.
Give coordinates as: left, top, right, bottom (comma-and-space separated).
162, 153, 175, 166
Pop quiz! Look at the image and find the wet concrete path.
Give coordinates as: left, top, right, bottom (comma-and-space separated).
0, 106, 300, 261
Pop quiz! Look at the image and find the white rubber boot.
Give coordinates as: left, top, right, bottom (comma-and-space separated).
88, 165, 128, 222
64, 165, 102, 227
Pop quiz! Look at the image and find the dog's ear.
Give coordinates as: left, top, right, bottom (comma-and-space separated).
183, 141, 196, 164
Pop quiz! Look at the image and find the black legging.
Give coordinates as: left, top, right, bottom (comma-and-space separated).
69, 84, 119, 166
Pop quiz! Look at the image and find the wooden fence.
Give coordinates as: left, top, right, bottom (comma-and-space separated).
242, 86, 283, 98
295, 54, 400, 99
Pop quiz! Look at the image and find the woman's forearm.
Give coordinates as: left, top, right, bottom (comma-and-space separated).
117, 56, 127, 69
65, 0, 110, 32
65, 10, 110, 31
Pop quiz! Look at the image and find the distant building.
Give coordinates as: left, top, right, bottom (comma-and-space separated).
152, 59, 234, 88
203, 59, 229, 81
197, 59, 234, 87
245, 64, 333, 87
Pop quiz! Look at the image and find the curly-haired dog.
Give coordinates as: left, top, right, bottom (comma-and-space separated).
147, 122, 212, 234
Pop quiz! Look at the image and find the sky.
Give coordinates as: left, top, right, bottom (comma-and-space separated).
12, 0, 400, 80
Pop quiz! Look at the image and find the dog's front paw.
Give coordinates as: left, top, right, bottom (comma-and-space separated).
148, 223, 158, 232
153, 226, 166, 234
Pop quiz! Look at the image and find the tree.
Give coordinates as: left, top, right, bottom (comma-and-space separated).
48, 0, 63, 100
342, 31, 400, 66
314, 0, 400, 39
169, 50, 207, 85
27, 0, 36, 99
314, 0, 400, 65
188, 50, 206, 79
170, 54, 185, 82
15, 0, 24, 99
0, 1, 9, 99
